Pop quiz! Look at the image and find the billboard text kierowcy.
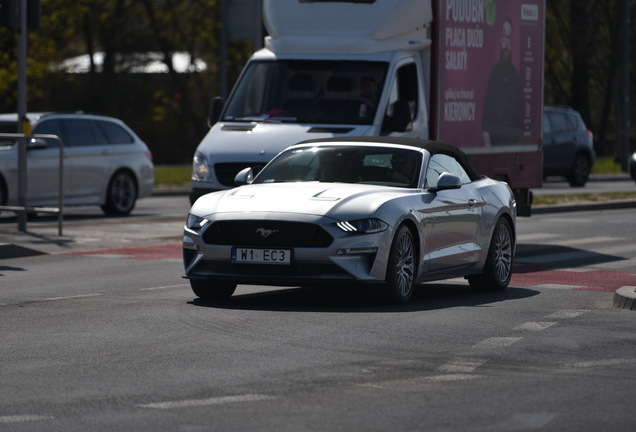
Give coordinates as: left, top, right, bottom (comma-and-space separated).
437, 0, 544, 149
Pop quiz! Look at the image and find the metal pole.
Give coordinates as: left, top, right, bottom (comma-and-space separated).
619, 0, 630, 172
17, 0, 28, 232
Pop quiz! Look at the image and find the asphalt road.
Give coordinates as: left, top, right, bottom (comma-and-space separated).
0, 191, 635, 431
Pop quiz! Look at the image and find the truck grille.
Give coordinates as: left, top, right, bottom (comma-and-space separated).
202, 220, 333, 248
214, 163, 262, 187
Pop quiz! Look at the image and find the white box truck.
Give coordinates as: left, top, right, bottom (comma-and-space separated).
190, 0, 544, 215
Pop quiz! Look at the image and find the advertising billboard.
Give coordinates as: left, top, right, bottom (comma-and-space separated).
436, 0, 544, 150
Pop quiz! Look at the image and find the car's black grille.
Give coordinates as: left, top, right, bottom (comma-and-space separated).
214, 163, 262, 187
202, 220, 333, 248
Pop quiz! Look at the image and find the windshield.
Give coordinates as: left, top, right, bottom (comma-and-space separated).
254, 145, 422, 188
223, 60, 388, 125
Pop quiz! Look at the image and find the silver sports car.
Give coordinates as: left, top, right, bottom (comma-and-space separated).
183, 137, 516, 303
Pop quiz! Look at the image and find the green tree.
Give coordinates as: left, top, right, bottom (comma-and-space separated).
545, 0, 635, 157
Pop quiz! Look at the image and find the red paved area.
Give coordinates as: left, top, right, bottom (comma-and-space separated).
70, 243, 182, 260
512, 264, 636, 292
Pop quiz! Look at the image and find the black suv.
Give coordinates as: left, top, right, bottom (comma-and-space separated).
543, 106, 595, 186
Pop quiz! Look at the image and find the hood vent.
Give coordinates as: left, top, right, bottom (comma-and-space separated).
221, 124, 255, 132
308, 127, 354, 134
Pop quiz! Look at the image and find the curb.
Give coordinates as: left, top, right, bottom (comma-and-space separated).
613, 287, 636, 311
532, 199, 636, 215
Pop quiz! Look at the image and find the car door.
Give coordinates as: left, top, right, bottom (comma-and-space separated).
28, 119, 70, 205
62, 119, 112, 204
543, 111, 575, 172
420, 154, 483, 272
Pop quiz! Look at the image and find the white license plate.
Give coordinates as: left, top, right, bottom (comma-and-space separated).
231, 248, 292, 265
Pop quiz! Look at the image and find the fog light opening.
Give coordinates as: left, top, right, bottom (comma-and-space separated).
337, 247, 378, 256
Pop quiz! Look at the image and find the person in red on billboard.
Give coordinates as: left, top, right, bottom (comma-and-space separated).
481, 17, 520, 146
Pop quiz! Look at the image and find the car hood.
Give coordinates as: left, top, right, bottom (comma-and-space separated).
191, 182, 408, 220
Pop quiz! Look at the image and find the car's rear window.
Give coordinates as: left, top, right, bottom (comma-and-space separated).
95, 121, 134, 144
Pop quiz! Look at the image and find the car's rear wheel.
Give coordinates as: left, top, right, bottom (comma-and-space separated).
567, 153, 590, 187
468, 217, 513, 291
102, 170, 137, 215
190, 279, 237, 300
381, 225, 416, 304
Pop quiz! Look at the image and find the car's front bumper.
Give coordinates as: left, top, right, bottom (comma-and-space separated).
182, 219, 391, 286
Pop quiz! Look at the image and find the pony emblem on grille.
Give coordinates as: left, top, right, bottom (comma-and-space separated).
256, 228, 279, 239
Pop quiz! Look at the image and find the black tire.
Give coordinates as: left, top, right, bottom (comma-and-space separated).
0, 176, 7, 206
468, 217, 514, 291
102, 170, 137, 215
567, 153, 590, 187
190, 279, 237, 300
381, 225, 417, 304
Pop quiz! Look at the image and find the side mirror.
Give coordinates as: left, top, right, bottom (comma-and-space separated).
431, 172, 462, 192
28, 138, 48, 150
234, 167, 254, 185
208, 97, 224, 127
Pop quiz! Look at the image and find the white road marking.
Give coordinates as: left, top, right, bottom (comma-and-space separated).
496, 412, 556, 429
516, 233, 560, 242
0, 414, 53, 423
359, 373, 482, 389
139, 284, 188, 291
532, 284, 586, 290
438, 358, 488, 374
138, 394, 278, 409
544, 309, 590, 319
40, 293, 102, 301
514, 322, 557, 331
567, 358, 636, 369
472, 337, 522, 350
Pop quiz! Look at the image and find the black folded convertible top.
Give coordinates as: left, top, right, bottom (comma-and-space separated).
298, 136, 483, 181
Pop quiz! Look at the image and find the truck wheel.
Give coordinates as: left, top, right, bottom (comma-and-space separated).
468, 217, 513, 292
190, 279, 237, 300
567, 153, 590, 187
381, 225, 416, 304
102, 170, 137, 215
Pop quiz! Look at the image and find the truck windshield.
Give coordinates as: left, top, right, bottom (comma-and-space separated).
223, 60, 388, 125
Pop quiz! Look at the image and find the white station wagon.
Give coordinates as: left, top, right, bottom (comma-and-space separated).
0, 112, 154, 215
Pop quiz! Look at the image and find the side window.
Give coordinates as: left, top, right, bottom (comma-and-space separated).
542, 113, 551, 134
63, 119, 95, 147
33, 120, 64, 148
426, 154, 471, 188
550, 112, 568, 133
381, 63, 418, 134
96, 121, 134, 144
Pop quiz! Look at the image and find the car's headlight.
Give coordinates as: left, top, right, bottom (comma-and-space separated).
192, 152, 211, 182
186, 214, 210, 231
335, 218, 388, 234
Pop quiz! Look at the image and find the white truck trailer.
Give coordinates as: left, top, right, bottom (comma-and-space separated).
190, 0, 545, 215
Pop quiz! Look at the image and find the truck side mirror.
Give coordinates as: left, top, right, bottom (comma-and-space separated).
208, 97, 224, 127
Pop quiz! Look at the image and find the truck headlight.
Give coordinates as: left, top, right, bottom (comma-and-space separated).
192, 152, 211, 182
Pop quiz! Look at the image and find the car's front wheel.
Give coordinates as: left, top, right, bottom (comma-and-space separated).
567, 153, 591, 187
190, 279, 237, 300
381, 225, 416, 304
468, 217, 514, 291
102, 170, 138, 215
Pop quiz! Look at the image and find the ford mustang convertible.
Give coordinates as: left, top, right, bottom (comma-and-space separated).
183, 137, 516, 303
